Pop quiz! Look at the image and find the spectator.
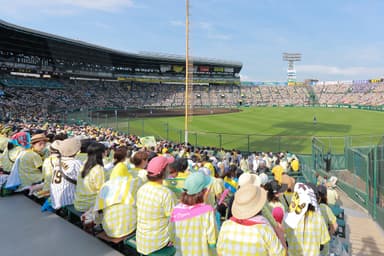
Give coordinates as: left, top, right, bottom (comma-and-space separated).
93, 171, 142, 238
217, 184, 286, 256
317, 185, 338, 256
18, 133, 48, 188
284, 182, 330, 255
326, 176, 339, 205
74, 142, 105, 212
171, 172, 217, 256
130, 151, 149, 183
136, 156, 176, 255
109, 146, 129, 180
50, 138, 82, 209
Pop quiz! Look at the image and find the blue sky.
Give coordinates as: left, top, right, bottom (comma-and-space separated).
1, 0, 384, 81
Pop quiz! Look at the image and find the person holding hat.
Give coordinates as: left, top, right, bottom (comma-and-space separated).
136, 156, 176, 255
74, 142, 106, 212
170, 172, 217, 256
284, 182, 330, 256
217, 184, 285, 256
18, 133, 48, 188
50, 138, 82, 209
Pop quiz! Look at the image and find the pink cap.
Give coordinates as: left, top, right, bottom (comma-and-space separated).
272, 207, 284, 224
147, 156, 174, 176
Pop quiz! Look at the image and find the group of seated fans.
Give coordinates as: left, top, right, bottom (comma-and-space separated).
0, 122, 343, 256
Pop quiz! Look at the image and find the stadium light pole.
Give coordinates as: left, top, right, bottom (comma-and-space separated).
184, 0, 190, 146
282, 53, 302, 85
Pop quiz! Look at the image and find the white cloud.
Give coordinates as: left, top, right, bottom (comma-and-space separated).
297, 64, 384, 77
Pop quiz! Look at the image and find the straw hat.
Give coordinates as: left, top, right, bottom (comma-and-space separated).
238, 173, 261, 187
231, 184, 267, 220
31, 133, 48, 144
54, 138, 81, 157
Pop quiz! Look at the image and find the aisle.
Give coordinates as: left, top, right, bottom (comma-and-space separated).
0, 195, 123, 256
337, 188, 384, 256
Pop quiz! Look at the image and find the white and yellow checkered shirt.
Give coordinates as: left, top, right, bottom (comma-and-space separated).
102, 203, 136, 238
173, 204, 217, 256
284, 211, 330, 256
217, 219, 285, 256
319, 203, 337, 256
136, 181, 176, 255
98, 175, 142, 238
19, 149, 43, 188
74, 164, 104, 212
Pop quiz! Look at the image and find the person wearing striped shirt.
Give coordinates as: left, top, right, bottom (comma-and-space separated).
50, 138, 82, 209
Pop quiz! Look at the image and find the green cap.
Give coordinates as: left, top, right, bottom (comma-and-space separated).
183, 172, 212, 195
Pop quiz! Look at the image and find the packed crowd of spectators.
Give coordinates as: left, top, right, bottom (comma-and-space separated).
313, 81, 384, 106
3, 76, 384, 125
0, 120, 344, 255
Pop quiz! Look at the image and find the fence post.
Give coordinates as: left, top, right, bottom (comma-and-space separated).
219, 134, 222, 149
127, 118, 130, 134
373, 145, 378, 219
247, 135, 250, 154
179, 129, 183, 143
195, 133, 198, 147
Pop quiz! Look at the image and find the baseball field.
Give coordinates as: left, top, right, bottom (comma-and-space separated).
70, 106, 384, 154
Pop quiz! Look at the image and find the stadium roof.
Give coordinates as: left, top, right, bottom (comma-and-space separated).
0, 19, 242, 69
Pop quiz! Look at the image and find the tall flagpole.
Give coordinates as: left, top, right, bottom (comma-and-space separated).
184, 0, 189, 145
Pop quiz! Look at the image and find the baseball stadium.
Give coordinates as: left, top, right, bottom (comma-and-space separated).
1, 10, 384, 256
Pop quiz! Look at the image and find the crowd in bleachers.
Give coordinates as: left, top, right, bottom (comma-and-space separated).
0, 77, 243, 122
0, 121, 348, 255
313, 81, 384, 106
3, 76, 384, 123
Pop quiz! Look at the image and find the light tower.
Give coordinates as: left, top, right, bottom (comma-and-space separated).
283, 53, 302, 85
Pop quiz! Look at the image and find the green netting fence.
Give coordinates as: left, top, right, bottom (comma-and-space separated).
309, 136, 384, 229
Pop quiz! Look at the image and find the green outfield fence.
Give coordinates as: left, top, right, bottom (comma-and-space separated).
310, 136, 384, 229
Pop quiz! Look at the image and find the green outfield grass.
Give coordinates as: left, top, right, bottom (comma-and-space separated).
70, 107, 384, 154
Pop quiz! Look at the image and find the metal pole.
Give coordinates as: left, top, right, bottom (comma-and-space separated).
219, 134, 222, 149
184, 0, 190, 145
